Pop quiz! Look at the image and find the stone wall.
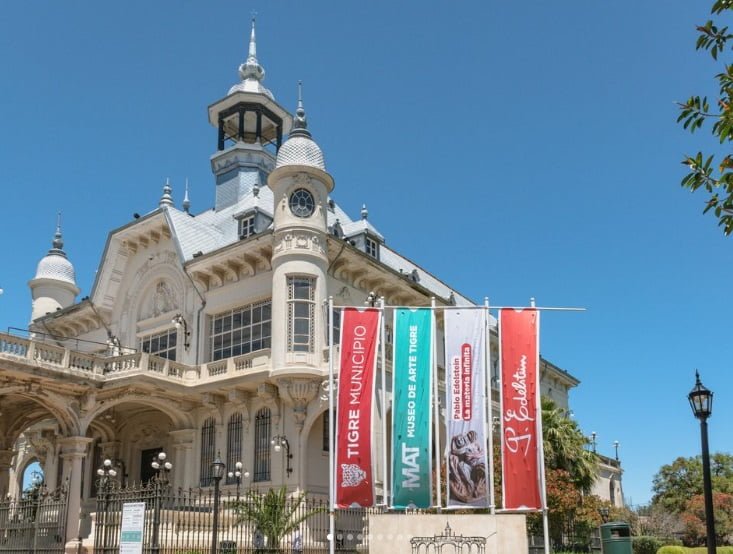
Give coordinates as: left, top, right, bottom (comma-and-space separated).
368, 513, 527, 554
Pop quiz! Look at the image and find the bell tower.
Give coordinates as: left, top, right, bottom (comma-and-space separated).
267, 87, 334, 372
207, 19, 293, 211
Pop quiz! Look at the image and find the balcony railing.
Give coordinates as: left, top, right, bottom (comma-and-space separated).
0, 332, 347, 387
0, 332, 200, 383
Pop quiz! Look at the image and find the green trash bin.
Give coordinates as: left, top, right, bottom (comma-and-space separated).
600, 522, 632, 554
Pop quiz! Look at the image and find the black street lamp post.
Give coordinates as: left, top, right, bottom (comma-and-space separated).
227, 461, 249, 503
150, 452, 172, 554
96, 459, 117, 551
210, 454, 226, 554
271, 435, 293, 476
689, 371, 716, 554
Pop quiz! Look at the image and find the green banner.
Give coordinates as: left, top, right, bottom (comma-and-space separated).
391, 308, 433, 509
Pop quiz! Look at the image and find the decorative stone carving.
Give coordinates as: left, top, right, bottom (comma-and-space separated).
277, 378, 320, 430
257, 383, 280, 424
274, 231, 326, 255
294, 173, 312, 187
152, 281, 176, 317
25, 431, 56, 466
226, 391, 251, 429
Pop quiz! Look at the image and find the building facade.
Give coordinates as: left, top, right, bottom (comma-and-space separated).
0, 22, 616, 545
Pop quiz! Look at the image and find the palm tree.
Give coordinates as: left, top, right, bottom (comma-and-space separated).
541, 397, 598, 493
234, 487, 324, 552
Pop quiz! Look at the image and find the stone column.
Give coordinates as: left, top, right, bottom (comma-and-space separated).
169, 429, 195, 489
58, 436, 93, 543
44, 445, 59, 491
0, 449, 14, 496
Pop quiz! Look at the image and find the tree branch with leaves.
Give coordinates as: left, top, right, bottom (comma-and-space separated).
678, 0, 733, 234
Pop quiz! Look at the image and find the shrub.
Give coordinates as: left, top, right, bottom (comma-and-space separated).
632, 535, 663, 554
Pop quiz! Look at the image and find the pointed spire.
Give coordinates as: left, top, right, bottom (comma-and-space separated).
159, 178, 173, 208
291, 80, 312, 138
238, 17, 265, 82
46, 212, 68, 258
182, 178, 191, 213
52, 212, 64, 252
248, 18, 257, 61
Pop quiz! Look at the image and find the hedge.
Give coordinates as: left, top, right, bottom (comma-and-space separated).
656, 546, 733, 554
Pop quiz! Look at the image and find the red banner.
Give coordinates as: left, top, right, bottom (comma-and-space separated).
500, 308, 542, 511
335, 308, 381, 508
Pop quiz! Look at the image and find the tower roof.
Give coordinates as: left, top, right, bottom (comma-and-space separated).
228, 18, 274, 99
275, 83, 326, 170
33, 215, 77, 286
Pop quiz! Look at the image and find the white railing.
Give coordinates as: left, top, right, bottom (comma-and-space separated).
201, 349, 271, 380
0, 333, 302, 387
0, 332, 198, 382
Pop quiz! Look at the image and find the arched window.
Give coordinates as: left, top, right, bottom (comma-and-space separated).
200, 417, 216, 486
253, 408, 271, 482
609, 476, 616, 505
226, 412, 243, 485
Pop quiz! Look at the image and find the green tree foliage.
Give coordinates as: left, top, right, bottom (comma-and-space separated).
678, 1, 733, 234
541, 397, 599, 493
233, 487, 324, 552
652, 453, 733, 514
682, 492, 733, 546
525, 398, 603, 549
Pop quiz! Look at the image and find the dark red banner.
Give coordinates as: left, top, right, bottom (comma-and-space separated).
335, 308, 381, 508
500, 309, 542, 511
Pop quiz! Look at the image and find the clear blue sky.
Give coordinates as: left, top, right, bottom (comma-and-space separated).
1, 1, 730, 507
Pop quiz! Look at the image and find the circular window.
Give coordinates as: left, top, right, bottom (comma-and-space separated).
289, 188, 315, 218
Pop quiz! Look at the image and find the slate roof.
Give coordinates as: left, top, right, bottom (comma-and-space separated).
159, 185, 473, 306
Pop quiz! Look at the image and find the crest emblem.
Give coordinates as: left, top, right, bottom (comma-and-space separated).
340, 464, 366, 487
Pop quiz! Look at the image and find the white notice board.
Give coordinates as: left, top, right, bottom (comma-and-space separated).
119, 502, 145, 554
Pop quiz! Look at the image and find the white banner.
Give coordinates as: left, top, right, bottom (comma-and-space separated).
443, 308, 490, 508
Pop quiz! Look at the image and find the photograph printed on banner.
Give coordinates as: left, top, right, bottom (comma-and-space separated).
444, 309, 489, 508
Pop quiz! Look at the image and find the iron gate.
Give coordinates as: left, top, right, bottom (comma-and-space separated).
0, 486, 68, 554
94, 483, 376, 553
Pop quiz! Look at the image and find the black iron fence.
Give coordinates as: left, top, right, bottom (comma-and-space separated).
0, 486, 68, 554
528, 528, 602, 554
94, 482, 380, 553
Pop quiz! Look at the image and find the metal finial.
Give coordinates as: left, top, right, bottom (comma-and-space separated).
182, 178, 191, 213
159, 178, 173, 208
361, 204, 368, 220
52, 212, 64, 251
239, 17, 265, 82
249, 18, 257, 59
291, 80, 311, 137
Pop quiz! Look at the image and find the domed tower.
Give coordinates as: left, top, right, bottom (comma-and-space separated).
268, 86, 334, 372
207, 19, 292, 211
29, 216, 80, 323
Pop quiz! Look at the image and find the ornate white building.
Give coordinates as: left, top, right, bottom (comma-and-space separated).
0, 21, 614, 545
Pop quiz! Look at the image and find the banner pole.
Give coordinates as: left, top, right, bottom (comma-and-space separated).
531, 298, 550, 554
431, 297, 442, 510
380, 297, 388, 507
328, 296, 335, 554
497, 309, 505, 509
484, 297, 495, 514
